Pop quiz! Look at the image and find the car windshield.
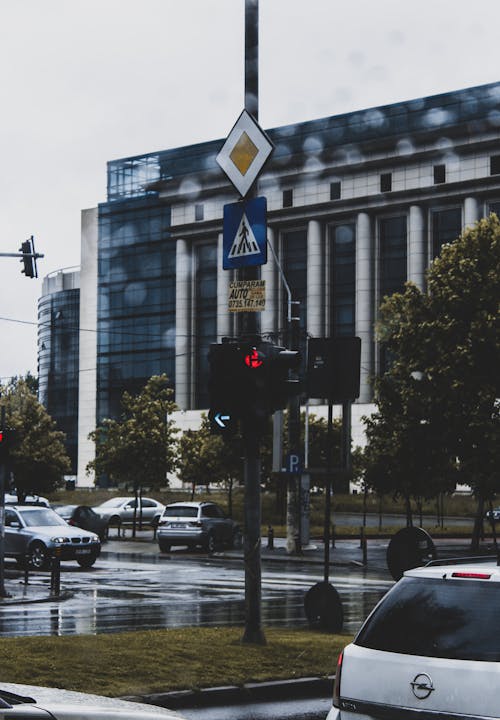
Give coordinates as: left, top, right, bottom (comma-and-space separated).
19, 508, 68, 527
355, 575, 500, 662
164, 507, 198, 518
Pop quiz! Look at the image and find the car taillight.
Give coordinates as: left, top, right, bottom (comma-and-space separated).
332, 649, 343, 708
451, 571, 491, 579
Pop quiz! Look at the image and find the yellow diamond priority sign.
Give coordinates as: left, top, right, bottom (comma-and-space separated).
216, 110, 274, 197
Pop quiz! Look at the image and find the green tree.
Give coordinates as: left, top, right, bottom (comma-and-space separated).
177, 415, 245, 515
87, 375, 178, 522
0, 378, 70, 499
364, 215, 500, 531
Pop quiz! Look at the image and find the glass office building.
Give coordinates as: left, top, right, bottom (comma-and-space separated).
37, 80, 500, 486
38, 269, 80, 474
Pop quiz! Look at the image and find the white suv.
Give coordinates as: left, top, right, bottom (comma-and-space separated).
328, 557, 500, 720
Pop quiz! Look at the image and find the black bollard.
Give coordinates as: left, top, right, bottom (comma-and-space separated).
50, 555, 61, 595
267, 525, 274, 550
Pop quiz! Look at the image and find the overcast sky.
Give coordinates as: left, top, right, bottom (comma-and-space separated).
1, 0, 500, 382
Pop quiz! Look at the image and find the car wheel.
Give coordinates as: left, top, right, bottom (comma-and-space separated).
206, 532, 216, 554
77, 553, 98, 568
159, 541, 171, 553
29, 542, 50, 570
108, 515, 121, 527
231, 529, 243, 550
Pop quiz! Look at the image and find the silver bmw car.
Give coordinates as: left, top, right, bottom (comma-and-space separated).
4, 505, 101, 569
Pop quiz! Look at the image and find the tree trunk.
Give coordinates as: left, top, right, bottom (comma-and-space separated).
227, 478, 233, 517
470, 496, 484, 552
132, 486, 139, 538
405, 496, 413, 527
487, 499, 498, 555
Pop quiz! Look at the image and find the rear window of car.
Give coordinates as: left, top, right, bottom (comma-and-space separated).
163, 507, 198, 518
355, 575, 500, 661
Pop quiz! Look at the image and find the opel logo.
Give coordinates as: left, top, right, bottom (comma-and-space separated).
411, 673, 435, 700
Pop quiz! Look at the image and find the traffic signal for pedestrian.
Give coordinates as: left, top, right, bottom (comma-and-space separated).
208, 338, 302, 436
19, 237, 37, 278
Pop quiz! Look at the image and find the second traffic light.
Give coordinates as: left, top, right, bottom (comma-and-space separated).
19, 236, 37, 278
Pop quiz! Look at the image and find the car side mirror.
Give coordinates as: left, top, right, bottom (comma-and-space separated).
9, 521, 21, 529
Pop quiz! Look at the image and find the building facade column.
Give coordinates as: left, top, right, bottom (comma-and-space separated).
306, 220, 323, 338
408, 205, 426, 290
355, 212, 374, 404
464, 196, 479, 229
175, 238, 191, 409
77, 207, 98, 487
261, 226, 277, 340
217, 232, 232, 340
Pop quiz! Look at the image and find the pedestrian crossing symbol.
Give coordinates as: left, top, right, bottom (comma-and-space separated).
228, 213, 259, 259
223, 196, 267, 269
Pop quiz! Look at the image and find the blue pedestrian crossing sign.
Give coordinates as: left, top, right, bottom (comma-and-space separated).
223, 196, 267, 270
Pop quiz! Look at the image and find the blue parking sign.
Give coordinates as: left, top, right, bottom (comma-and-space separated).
223, 196, 267, 269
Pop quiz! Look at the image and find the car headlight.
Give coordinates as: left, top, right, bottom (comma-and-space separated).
90, 535, 100, 543
51, 536, 70, 544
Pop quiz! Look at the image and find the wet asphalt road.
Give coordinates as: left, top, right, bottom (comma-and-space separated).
0, 543, 393, 637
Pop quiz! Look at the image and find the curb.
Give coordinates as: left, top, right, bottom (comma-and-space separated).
123, 675, 334, 709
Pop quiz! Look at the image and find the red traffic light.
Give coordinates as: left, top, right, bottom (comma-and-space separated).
244, 348, 263, 369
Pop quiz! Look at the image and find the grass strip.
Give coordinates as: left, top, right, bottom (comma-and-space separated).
0, 627, 350, 698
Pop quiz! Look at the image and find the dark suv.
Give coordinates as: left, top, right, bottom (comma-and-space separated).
328, 557, 500, 719
157, 501, 242, 553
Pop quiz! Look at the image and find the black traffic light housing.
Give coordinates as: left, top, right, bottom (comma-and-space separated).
266, 345, 301, 413
208, 338, 301, 436
307, 337, 361, 402
19, 236, 37, 278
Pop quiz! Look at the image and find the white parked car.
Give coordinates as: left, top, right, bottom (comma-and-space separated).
5, 492, 49, 506
93, 496, 165, 528
327, 557, 500, 720
0, 682, 186, 719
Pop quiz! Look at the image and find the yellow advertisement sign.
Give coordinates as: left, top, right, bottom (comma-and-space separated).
228, 279, 266, 312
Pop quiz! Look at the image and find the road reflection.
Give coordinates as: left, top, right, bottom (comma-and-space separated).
0, 556, 392, 637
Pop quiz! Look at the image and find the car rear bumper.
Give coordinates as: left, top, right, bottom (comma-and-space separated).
157, 528, 207, 545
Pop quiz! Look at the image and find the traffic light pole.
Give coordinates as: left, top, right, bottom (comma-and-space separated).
286, 301, 302, 554
240, 0, 266, 646
241, 425, 266, 645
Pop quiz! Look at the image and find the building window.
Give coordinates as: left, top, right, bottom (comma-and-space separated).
379, 216, 407, 301
282, 229, 307, 351
195, 204, 204, 221
283, 189, 293, 207
380, 173, 392, 193
431, 207, 461, 258
330, 224, 355, 337
379, 216, 407, 374
490, 156, 500, 175
434, 164, 446, 184
330, 181, 341, 200
489, 201, 500, 217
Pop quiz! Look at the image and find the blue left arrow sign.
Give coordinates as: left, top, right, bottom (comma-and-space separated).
215, 413, 230, 428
